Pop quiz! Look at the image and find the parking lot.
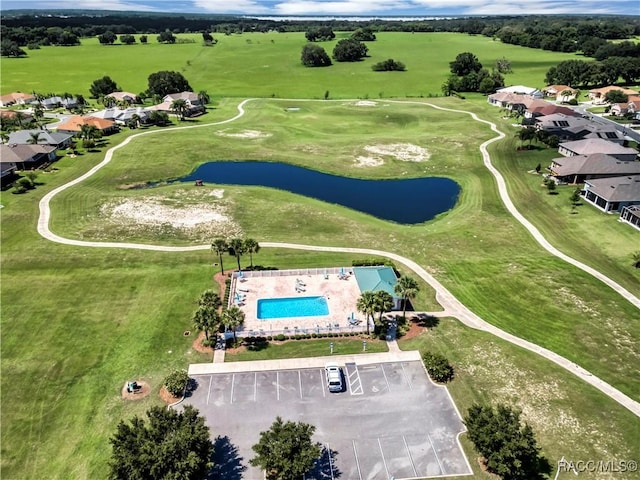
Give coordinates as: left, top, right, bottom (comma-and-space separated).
182, 359, 472, 479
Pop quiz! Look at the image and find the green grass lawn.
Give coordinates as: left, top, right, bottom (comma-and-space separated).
1, 33, 639, 480
1, 32, 585, 99
224, 337, 388, 362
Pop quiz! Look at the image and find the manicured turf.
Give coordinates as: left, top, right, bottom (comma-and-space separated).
0, 32, 585, 99
1, 33, 639, 480
224, 337, 388, 362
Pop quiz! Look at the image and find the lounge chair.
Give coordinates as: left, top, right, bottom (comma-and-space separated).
296, 279, 306, 286
237, 287, 249, 293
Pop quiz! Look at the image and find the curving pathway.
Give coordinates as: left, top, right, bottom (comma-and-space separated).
35, 98, 640, 417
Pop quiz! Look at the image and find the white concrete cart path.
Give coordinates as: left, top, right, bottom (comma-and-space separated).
33, 98, 640, 418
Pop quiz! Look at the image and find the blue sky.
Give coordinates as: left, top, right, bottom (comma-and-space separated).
2, 0, 639, 16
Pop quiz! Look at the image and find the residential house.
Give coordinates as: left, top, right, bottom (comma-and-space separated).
524, 104, 580, 120
497, 85, 544, 98
7, 129, 74, 149
88, 107, 151, 125
0, 143, 57, 169
549, 153, 640, 184
0, 159, 17, 181
0, 110, 34, 125
149, 91, 204, 117
564, 123, 625, 144
56, 116, 118, 135
0, 92, 36, 107
558, 139, 638, 161
533, 114, 590, 137
610, 95, 640, 116
106, 91, 139, 104
582, 175, 640, 213
588, 86, 639, 104
620, 204, 640, 231
542, 85, 578, 102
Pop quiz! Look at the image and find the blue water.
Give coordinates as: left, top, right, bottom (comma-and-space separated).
179, 161, 460, 224
257, 296, 330, 320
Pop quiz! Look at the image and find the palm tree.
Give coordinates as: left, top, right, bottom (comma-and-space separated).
227, 238, 246, 272
79, 124, 100, 141
170, 99, 188, 121
559, 89, 574, 103
199, 289, 222, 311
197, 90, 210, 106
373, 290, 394, 325
516, 127, 536, 149
211, 238, 228, 275
356, 291, 376, 335
222, 305, 245, 343
33, 103, 44, 126
102, 95, 116, 108
27, 132, 43, 144
394, 276, 419, 320
192, 305, 219, 341
244, 238, 260, 269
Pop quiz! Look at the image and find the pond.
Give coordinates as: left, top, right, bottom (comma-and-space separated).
179, 161, 460, 224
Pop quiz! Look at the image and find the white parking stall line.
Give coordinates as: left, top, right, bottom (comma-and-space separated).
400, 362, 413, 390
320, 369, 326, 397
276, 372, 280, 401
347, 363, 363, 395
427, 433, 445, 475
230, 374, 236, 404
325, 443, 335, 480
299, 370, 303, 399
378, 438, 390, 479
352, 440, 363, 480
253, 372, 257, 402
403, 435, 418, 477
380, 364, 391, 392
206, 375, 212, 405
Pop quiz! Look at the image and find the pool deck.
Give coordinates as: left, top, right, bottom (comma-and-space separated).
231, 268, 367, 336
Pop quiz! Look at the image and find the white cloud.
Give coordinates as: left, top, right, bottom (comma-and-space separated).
275, 0, 410, 14
20, 0, 159, 11
192, 0, 271, 13
463, 1, 622, 14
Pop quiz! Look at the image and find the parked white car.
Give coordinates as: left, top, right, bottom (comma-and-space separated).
325, 363, 344, 393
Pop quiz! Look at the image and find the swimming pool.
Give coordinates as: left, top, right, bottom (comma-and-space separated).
257, 296, 329, 320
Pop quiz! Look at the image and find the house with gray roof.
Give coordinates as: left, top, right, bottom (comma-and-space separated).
564, 123, 624, 144
549, 154, 640, 184
7, 129, 74, 149
88, 107, 151, 125
558, 139, 638, 161
582, 175, 640, 213
534, 114, 590, 137
0, 143, 57, 169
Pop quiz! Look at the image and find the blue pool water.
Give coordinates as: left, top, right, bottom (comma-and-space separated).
257, 296, 329, 320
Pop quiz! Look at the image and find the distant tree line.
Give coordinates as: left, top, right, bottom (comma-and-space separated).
2, 13, 638, 58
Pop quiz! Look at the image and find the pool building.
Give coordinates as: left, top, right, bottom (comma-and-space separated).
229, 266, 400, 337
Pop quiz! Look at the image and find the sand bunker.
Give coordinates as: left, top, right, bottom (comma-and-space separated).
363, 143, 430, 162
209, 189, 225, 198
216, 129, 272, 139
108, 199, 229, 228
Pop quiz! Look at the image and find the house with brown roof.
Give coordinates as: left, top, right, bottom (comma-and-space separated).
610, 95, 640, 116
0, 110, 34, 125
558, 139, 638, 161
56, 116, 118, 135
549, 153, 640, 184
524, 104, 580, 120
542, 85, 578, 102
588, 86, 639, 104
0, 143, 57, 169
0, 92, 36, 107
582, 175, 640, 213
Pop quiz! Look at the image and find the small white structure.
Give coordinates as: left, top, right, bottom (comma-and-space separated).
497, 85, 543, 99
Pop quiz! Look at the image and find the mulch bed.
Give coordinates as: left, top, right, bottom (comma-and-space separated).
159, 386, 182, 405
121, 380, 151, 400
192, 331, 214, 354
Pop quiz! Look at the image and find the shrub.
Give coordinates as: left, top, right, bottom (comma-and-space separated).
422, 352, 454, 383
311, 333, 317, 338
267, 335, 273, 341
372, 59, 406, 71
275, 334, 286, 341
163, 369, 189, 397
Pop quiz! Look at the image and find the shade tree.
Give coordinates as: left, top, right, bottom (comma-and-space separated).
89, 75, 120, 98
305, 26, 335, 42
147, 70, 192, 98
108, 405, 214, 480
333, 38, 368, 62
250, 416, 321, 480
300, 44, 332, 67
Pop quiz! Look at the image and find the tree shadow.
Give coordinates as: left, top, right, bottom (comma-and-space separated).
207, 435, 247, 480
414, 313, 440, 328
306, 445, 341, 479
184, 378, 199, 399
